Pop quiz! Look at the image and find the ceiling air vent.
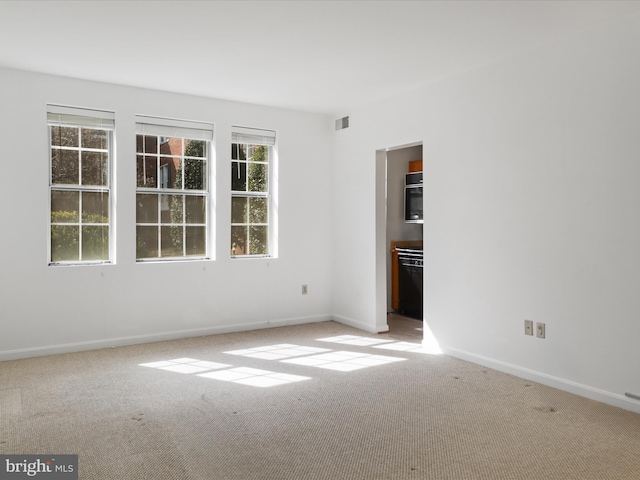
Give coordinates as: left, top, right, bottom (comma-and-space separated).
335, 116, 349, 130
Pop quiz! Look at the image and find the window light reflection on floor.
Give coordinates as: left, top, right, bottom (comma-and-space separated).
316, 335, 443, 356
224, 344, 330, 360
138, 358, 311, 388
139, 357, 232, 374
198, 367, 310, 388
282, 351, 405, 372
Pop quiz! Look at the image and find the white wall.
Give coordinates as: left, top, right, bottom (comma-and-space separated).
332, 12, 640, 412
0, 68, 334, 359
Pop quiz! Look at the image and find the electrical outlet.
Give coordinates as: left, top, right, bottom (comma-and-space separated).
536, 322, 546, 339
301, 284, 308, 295
524, 320, 533, 336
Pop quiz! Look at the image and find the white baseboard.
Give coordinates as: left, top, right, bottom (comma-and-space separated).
443, 346, 640, 415
0, 314, 332, 362
332, 314, 388, 333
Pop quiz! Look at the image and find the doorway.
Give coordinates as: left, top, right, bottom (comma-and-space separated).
375, 142, 423, 338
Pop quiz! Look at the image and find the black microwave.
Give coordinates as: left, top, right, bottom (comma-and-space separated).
404, 172, 423, 223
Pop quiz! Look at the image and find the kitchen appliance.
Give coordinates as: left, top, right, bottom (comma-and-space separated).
404, 172, 423, 223
395, 247, 423, 320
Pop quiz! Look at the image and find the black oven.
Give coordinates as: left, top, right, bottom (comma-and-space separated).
396, 247, 423, 320
404, 172, 423, 223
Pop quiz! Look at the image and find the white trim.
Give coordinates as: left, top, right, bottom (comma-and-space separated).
47, 104, 115, 129
0, 314, 332, 362
443, 346, 640, 414
47, 104, 115, 119
232, 126, 276, 146
135, 115, 213, 141
332, 314, 389, 334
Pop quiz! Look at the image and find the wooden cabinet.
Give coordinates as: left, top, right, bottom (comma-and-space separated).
408, 159, 422, 172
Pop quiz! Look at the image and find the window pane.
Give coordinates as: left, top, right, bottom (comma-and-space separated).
81, 128, 107, 149
186, 226, 206, 256
249, 145, 268, 162
185, 139, 205, 158
51, 190, 79, 223
136, 134, 144, 154
231, 226, 247, 255
160, 157, 179, 189
160, 137, 181, 156
51, 149, 79, 185
232, 162, 247, 191
238, 144, 247, 160
183, 159, 205, 190
161, 195, 183, 224
249, 197, 268, 224
249, 226, 268, 255
136, 194, 158, 224
82, 226, 109, 261
51, 126, 78, 148
185, 195, 206, 224
143, 135, 157, 154
137, 226, 158, 259
138, 155, 157, 188
81, 151, 108, 186
136, 155, 145, 187
248, 163, 268, 192
231, 197, 247, 224
82, 192, 109, 223
161, 226, 183, 257
51, 225, 79, 262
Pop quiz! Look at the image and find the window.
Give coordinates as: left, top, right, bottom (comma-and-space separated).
48, 105, 114, 265
135, 116, 213, 261
231, 126, 276, 257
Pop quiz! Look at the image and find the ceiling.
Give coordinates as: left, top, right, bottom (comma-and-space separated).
1, 1, 638, 115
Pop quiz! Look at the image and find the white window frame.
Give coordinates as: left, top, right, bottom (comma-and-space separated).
135, 115, 213, 262
47, 105, 115, 266
231, 126, 276, 258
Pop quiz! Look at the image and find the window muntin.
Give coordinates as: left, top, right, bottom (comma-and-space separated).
231, 128, 275, 257
135, 118, 212, 261
48, 107, 113, 265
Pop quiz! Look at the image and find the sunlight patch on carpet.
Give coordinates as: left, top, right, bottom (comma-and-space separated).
139, 358, 311, 388
198, 367, 311, 387
282, 351, 405, 371
224, 344, 331, 360
139, 358, 232, 374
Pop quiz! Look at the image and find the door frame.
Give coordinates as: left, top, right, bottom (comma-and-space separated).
375, 141, 423, 333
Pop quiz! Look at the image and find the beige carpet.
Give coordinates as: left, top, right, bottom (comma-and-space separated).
1, 321, 639, 479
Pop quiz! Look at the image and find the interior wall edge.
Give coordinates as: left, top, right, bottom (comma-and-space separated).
444, 346, 640, 415
332, 314, 388, 334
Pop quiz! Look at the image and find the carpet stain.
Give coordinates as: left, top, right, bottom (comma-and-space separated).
131, 413, 146, 425
534, 406, 558, 413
